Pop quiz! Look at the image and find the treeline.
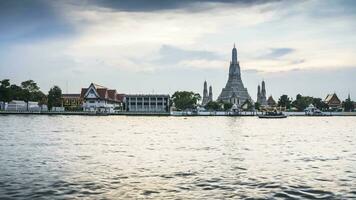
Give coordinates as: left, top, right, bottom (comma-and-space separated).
277, 94, 354, 111
0, 79, 63, 110
171, 91, 354, 112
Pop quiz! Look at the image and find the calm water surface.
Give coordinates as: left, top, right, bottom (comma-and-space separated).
0, 115, 355, 199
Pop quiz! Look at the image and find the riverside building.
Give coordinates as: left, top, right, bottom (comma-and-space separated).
218, 44, 252, 107
61, 94, 83, 111
124, 94, 170, 113
80, 83, 124, 112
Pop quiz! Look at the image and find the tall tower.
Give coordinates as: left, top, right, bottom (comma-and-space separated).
203, 81, 208, 99
202, 81, 210, 106
260, 80, 267, 106
232, 43, 238, 64
209, 86, 213, 102
257, 85, 261, 103
218, 44, 252, 107
261, 80, 266, 99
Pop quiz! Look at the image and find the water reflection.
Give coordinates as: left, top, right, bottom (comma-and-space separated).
0, 115, 355, 199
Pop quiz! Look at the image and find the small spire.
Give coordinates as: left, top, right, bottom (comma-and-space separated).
234, 43, 235, 48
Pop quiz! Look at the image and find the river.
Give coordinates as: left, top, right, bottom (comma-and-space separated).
0, 115, 355, 199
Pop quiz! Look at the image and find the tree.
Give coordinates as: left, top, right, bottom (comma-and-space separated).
48, 86, 62, 110
278, 94, 291, 109
32, 91, 47, 105
312, 98, 328, 111
21, 80, 41, 111
10, 84, 23, 100
21, 80, 40, 93
205, 101, 222, 111
0, 79, 12, 109
342, 96, 354, 112
254, 102, 261, 111
223, 102, 233, 111
171, 91, 201, 111
292, 94, 314, 111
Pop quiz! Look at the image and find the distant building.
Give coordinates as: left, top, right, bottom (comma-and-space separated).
61, 94, 83, 111
6, 100, 41, 111
267, 95, 277, 107
81, 83, 124, 112
218, 44, 252, 107
202, 81, 213, 106
125, 94, 170, 113
324, 93, 341, 110
256, 80, 267, 106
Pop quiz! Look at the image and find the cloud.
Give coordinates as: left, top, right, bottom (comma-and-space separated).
156, 45, 222, 64
0, 0, 74, 42
80, 0, 282, 12
261, 48, 295, 59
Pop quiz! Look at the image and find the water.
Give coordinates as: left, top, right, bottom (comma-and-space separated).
0, 115, 355, 199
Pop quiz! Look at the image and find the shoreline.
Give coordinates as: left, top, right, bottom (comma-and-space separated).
1, 111, 356, 117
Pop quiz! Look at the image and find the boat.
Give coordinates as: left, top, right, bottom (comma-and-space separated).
258, 107, 287, 119
304, 104, 326, 116
258, 112, 287, 118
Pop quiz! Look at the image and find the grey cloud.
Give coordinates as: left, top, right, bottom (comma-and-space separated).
156, 45, 222, 64
0, 0, 75, 42
79, 0, 282, 12
265, 48, 295, 58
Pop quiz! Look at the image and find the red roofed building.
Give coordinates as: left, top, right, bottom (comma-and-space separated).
324, 93, 342, 110
81, 83, 124, 112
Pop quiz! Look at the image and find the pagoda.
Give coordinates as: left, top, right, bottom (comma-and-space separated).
217, 44, 252, 107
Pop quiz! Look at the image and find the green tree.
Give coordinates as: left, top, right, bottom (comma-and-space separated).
278, 94, 292, 109
9, 84, 23, 100
205, 101, 222, 111
223, 102, 233, 111
48, 86, 62, 110
254, 102, 261, 111
32, 91, 47, 105
21, 80, 41, 110
21, 80, 40, 93
342, 96, 354, 112
171, 91, 201, 111
312, 98, 328, 111
292, 94, 314, 111
0, 79, 12, 109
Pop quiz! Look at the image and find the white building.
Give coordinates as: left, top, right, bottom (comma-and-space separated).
125, 94, 170, 113
5, 101, 41, 111
81, 83, 124, 113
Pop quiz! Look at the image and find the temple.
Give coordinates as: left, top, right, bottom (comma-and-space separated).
202, 80, 213, 106
217, 44, 252, 107
257, 80, 267, 106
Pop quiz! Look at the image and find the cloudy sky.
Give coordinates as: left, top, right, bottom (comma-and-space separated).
1, 0, 356, 101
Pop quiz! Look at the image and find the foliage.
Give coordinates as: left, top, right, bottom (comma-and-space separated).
1, 79, 47, 110
312, 98, 329, 111
292, 94, 314, 111
0, 79, 12, 109
222, 102, 233, 111
48, 86, 62, 110
278, 94, 292, 109
205, 101, 222, 111
171, 91, 201, 111
254, 102, 261, 110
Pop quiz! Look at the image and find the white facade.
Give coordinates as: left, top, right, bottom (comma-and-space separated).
5, 101, 41, 111
81, 83, 122, 113
125, 95, 170, 113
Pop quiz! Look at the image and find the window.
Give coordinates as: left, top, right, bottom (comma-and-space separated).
89, 100, 95, 103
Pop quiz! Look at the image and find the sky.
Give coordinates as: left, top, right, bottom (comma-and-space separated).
1, 0, 356, 101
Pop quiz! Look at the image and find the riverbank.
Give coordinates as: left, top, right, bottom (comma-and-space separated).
1, 111, 356, 116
